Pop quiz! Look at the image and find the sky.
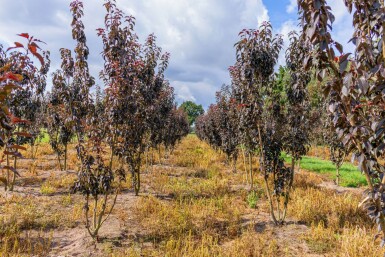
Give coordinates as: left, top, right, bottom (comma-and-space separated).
0, 0, 354, 109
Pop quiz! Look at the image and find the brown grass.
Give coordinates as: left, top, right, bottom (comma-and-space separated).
0, 135, 384, 256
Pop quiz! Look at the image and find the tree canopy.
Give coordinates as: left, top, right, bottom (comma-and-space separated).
179, 100, 204, 126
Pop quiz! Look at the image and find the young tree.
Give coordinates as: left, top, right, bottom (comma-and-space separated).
282, 32, 311, 176
230, 22, 283, 195
146, 83, 175, 163
298, 0, 385, 242
260, 96, 290, 224
50, 0, 121, 241
234, 22, 293, 224
0, 34, 48, 191
9, 51, 50, 161
196, 85, 240, 172
99, 0, 172, 196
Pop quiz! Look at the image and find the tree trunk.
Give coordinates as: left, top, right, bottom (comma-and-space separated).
64, 143, 68, 171
9, 156, 17, 191
336, 166, 340, 186
241, 147, 248, 184
134, 170, 140, 196
5, 154, 9, 191
249, 152, 253, 190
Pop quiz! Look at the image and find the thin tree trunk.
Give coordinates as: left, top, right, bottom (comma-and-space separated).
282, 158, 296, 221
134, 170, 140, 196
57, 153, 63, 171
64, 143, 68, 170
249, 152, 253, 190
336, 167, 340, 186
5, 153, 9, 191
241, 147, 248, 184
263, 176, 278, 224
9, 156, 17, 191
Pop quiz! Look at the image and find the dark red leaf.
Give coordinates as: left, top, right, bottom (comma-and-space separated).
32, 52, 45, 66
29, 44, 37, 54
17, 33, 29, 39
4, 73, 23, 81
14, 42, 23, 48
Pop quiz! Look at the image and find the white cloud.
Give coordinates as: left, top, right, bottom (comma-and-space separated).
286, 0, 297, 14
0, 0, 270, 108
241, 0, 269, 27
173, 82, 196, 103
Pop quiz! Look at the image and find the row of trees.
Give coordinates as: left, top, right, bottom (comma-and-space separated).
196, 23, 312, 225
1, 0, 189, 241
198, 0, 385, 250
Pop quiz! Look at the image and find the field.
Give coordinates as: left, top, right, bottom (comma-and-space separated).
0, 135, 381, 257
2, 0, 385, 256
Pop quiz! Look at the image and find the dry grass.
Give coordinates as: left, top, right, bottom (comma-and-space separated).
289, 186, 370, 231
42, 173, 76, 190
1, 135, 384, 256
168, 135, 225, 170
302, 223, 383, 256
302, 222, 337, 254
337, 226, 382, 256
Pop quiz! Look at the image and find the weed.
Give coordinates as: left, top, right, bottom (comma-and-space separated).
40, 183, 56, 195
246, 190, 259, 209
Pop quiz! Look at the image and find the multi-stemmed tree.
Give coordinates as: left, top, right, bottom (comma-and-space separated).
99, 0, 174, 196
282, 32, 311, 178
260, 94, 290, 224
234, 22, 298, 224
48, 0, 120, 241
298, 0, 385, 242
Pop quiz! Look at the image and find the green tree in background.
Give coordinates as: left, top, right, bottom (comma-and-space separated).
179, 101, 204, 126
